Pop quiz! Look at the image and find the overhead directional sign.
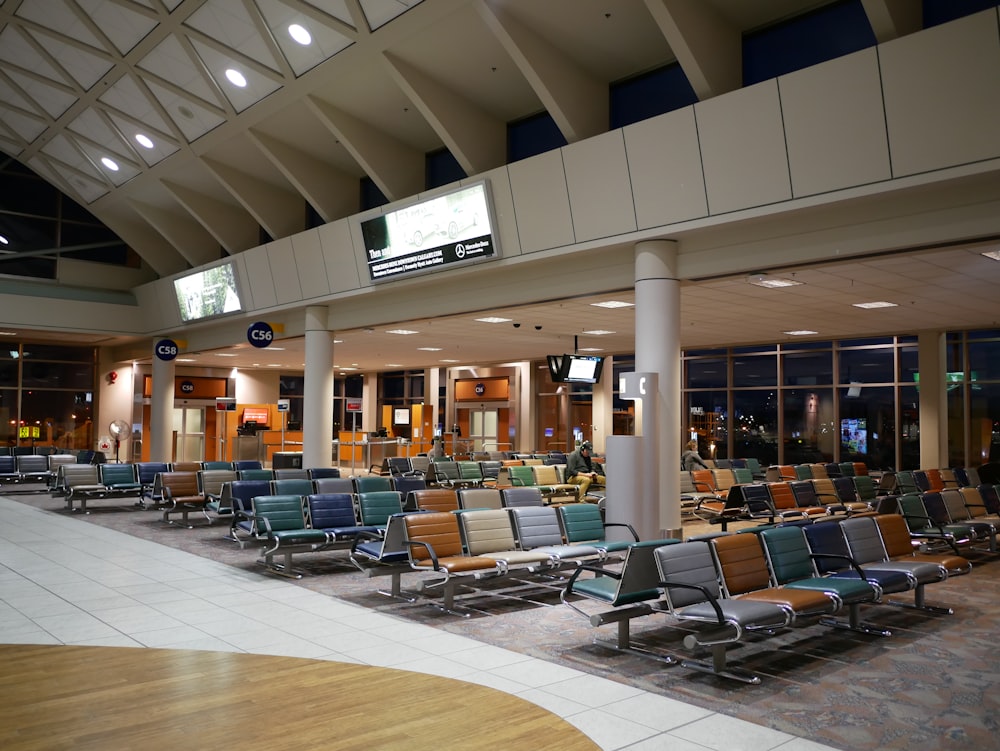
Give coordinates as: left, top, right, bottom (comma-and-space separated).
155, 338, 178, 361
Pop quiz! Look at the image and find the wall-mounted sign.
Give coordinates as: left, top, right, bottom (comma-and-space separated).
276, 399, 290, 412
346, 399, 363, 412
247, 321, 274, 348
155, 338, 178, 361
216, 398, 237, 412
179, 380, 195, 394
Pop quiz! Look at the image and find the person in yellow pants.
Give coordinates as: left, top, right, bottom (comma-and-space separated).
565, 441, 605, 501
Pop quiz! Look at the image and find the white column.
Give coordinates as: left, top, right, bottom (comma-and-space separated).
634, 240, 681, 538
149, 347, 175, 463
592, 355, 614, 454
303, 306, 334, 469
918, 330, 948, 469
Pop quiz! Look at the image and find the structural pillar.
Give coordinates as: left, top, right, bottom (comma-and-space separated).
634, 240, 681, 538
303, 306, 334, 469
149, 346, 175, 463
917, 330, 948, 469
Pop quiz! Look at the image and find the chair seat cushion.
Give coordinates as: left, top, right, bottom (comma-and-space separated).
531, 544, 601, 559
271, 529, 329, 546
320, 525, 381, 540
573, 576, 659, 605
782, 576, 876, 603
737, 588, 836, 615
435, 555, 499, 573
677, 599, 789, 628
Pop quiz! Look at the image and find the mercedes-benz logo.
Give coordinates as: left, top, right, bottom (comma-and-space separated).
455, 243, 466, 258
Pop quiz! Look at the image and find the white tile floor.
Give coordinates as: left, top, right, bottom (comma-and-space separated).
0, 497, 839, 751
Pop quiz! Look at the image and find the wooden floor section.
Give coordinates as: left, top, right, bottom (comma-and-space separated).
0, 644, 599, 750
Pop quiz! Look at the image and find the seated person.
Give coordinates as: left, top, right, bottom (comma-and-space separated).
682, 440, 709, 471
565, 441, 606, 500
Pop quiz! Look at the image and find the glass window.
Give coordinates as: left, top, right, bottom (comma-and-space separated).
783, 388, 834, 463
969, 381, 1000, 464
22, 362, 94, 389
20, 344, 93, 361
969, 340, 1000, 381
687, 357, 727, 389
19, 389, 94, 451
839, 385, 895, 471
840, 346, 894, 385
733, 390, 777, 465
733, 354, 776, 387
783, 350, 833, 386
898, 345, 918, 385
686, 391, 727, 460
899, 385, 920, 470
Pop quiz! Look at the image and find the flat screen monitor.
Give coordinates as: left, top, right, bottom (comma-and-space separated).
841, 418, 867, 455
242, 407, 269, 426
174, 261, 242, 322
360, 180, 498, 282
394, 408, 410, 425
548, 354, 605, 384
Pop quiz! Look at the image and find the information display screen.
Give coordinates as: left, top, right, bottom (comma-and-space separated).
174, 262, 243, 322
360, 181, 497, 282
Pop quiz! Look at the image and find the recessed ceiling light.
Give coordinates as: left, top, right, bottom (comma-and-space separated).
583, 329, 615, 335
852, 301, 898, 309
385, 363, 402, 367
578, 347, 603, 352
288, 23, 311, 45
418, 347, 442, 351
0, 331, 18, 336
100, 157, 119, 171
135, 134, 154, 149
440, 359, 460, 363
178, 105, 194, 119
981, 249, 1000, 261
475, 316, 512, 323
268, 347, 285, 351
225, 69, 247, 87
213, 352, 237, 357
749, 275, 802, 288
590, 300, 633, 309
175, 358, 196, 362
266, 363, 282, 367
0, 235, 8, 245
333, 339, 344, 344
783, 330, 818, 336
386, 329, 419, 335
338, 366, 358, 371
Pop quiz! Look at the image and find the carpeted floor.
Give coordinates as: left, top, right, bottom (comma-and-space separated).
9, 486, 1000, 751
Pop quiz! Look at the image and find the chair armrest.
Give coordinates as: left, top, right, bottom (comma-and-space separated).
659, 580, 725, 624
404, 539, 439, 570
603, 521, 640, 542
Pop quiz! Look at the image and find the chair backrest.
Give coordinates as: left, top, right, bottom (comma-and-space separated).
431, 459, 461, 484
532, 465, 566, 486
202, 461, 234, 471
874, 513, 922, 558
977, 484, 1000, 515
500, 486, 545, 508
457, 461, 484, 482
810, 478, 837, 502
225, 480, 272, 514
507, 506, 565, 549
170, 461, 202, 473
478, 460, 502, 483
654, 540, 724, 609
234, 460, 263, 471
135, 462, 168, 486
199, 469, 238, 497
306, 493, 358, 530
839, 516, 888, 565
710, 533, 774, 596
823, 462, 842, 478
99, 463, 139, 486
690, 469, 716, 493
408, 456, 430, 475
48, 454, 78, 472
403, 511, 466, 563
808, 463, 828, 479
385, 457, 412, 476
744, 458, 763, 478
159, 471, 201, 499
411, 487, 460, 512
711, 469, 736, 494
270, 478, 314, 496
391, 475, 428, 507
679, 472, 700, 495
354, 475, 392, 494
831, 476, 858, 504
793, 464, 813, 481
939, 489, 970, 522
273, 468, 309, 481
789, 480, 821, 510
765, 481, 798, 513
308, 467, 341, 479
732, 467, 753, 484
741, 483, 775, 516
313, 477, 355, 494
239, 468, 274, 481
356, 491, 404, 526
596, 541, 669, 605
0, 455, 16, 473
896, 493, 938, 532
251, 495, 307, 532
894, 471, 919, 495
759, 526, 817, 584
62, 464, 101, 486
852, 475, 878, 503
507, 465, 535, 487
458, 509, 519, 555
16, 455, 48, 474
557, 503, 606, 544
802, 521, 853, 574
457, 487, 503, 510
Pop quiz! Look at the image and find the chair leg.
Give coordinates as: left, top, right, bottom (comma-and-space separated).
678, 641, 763, 685
819, 603, 892, 637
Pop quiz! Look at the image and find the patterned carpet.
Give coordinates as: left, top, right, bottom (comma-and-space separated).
9, 487, 1000, 751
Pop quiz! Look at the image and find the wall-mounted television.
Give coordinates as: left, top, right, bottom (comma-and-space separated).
547, 354, 606, 384
394, 408, 410, 425
173, 261, 243, 322
359, 180, 498, 282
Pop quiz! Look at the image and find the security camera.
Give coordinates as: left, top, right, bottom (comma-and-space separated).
534, 325, 542, 331
513, 323, 520, 328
